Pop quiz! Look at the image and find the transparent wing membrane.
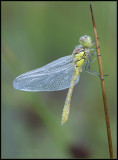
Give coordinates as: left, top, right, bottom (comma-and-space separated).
13, 55, 80, 91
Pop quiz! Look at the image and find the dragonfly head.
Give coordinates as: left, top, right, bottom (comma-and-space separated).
79, 35, 92, 48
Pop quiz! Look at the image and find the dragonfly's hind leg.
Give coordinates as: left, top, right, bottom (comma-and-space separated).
84, 59, 108, 79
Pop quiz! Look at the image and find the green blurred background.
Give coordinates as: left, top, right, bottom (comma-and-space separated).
2, 1, 117, 159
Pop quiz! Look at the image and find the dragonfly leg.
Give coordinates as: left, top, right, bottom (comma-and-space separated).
89, 48, 97, 56
90, 35, 100, 50
89, 53, 101, 63
89, 48, 101, 63
84, 59, 108, 79
89, 55, 97, 63
90, 44, 100, 56
84, 59, 99, 76
90, 41, 95, 48
85, 69, 108, 80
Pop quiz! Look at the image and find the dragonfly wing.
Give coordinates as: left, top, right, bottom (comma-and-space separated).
13, 55, 80, 91
19, 55, 73, 76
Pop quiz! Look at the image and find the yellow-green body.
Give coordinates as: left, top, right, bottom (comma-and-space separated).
62, 68, 78, 124
75, 51, 86, 67
62, 48, 88, 124
62, 35, 92, 125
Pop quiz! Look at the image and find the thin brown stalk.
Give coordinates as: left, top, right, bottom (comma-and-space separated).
90, 4, 114, 159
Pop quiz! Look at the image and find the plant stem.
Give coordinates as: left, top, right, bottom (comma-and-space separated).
90, 4, 114, 159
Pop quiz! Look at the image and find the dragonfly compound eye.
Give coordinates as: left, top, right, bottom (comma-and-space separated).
79, 35, 92, 48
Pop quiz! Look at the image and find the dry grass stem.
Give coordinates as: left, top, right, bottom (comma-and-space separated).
90, 4, 114, 159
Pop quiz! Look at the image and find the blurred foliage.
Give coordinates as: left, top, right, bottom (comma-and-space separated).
2, 1, 117, 159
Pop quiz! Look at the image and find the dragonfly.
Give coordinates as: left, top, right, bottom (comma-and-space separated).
13, 35, 98, 125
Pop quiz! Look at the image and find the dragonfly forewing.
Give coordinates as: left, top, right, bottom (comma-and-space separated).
13, 55, 80, 91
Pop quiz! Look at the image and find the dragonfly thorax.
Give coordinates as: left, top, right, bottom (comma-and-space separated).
73, 45, 89, 69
